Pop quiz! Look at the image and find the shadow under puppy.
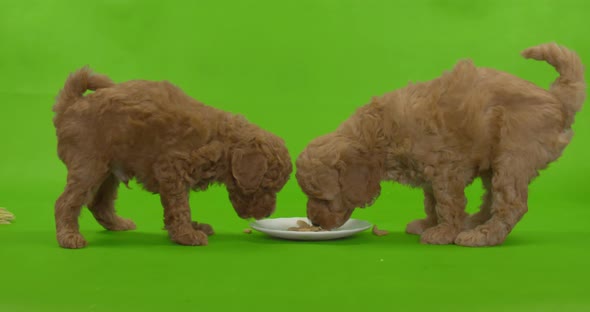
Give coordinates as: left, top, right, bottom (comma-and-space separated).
53, 67, 292, 248
296, 43, 585, 247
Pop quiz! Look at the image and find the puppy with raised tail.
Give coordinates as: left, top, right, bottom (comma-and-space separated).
296, 43, 585, 247
53, 68, 292, 248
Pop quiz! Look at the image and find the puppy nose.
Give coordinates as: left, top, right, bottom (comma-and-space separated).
311, 221, 320, 227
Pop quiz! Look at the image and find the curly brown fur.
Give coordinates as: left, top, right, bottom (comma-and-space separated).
296, 43, 585, 247
53, 67, 292, 248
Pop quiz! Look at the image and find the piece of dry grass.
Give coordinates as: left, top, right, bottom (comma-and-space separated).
0, 208, 15, 224
372, 225, 389, 236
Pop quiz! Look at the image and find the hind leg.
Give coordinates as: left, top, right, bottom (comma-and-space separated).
87, 174, 136, 231
456, 160, 533, 247
406, 187, 438, 235
55, 162, 109, 249
464, 173, 493, 230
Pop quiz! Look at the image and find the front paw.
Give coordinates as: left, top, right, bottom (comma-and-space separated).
406, 218, 436, 235
103, 218, 137, 231
463, 212, 491, 231
57, 232, 88, 249
420, 224, 460, 245
191, 222, 215, 236
455, 223, 508, 247
170, 229, 209, 246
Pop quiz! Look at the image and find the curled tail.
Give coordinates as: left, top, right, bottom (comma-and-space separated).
53, 66, 115, 114
521, 43, 586, 126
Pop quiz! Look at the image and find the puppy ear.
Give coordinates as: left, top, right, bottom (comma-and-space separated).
231, 149, 268, 193
339, 163, 381, 207
310, 165, 340, 200
295, 157, 340, 200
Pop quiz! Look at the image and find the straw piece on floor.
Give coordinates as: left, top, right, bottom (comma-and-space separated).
0, 207, 15, 224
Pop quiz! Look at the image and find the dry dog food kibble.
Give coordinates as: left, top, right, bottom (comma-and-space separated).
372, 225, 389, 236
287, 220, 326, 232
297, 220, 309, 227
243, 228, 252, 234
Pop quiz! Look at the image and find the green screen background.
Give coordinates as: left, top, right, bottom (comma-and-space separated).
1, 1, 589, 311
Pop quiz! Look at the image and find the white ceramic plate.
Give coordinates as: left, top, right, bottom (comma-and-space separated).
250, 217, 372, 241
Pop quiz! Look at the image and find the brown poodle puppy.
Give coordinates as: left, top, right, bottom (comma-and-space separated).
296, 43, 585, 247
53, 68, 292, 248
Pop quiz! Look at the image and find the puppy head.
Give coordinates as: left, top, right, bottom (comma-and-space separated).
227, 134, 292, 220
296, 135, 381, 230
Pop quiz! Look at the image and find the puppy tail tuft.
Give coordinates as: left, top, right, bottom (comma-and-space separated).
53, 66, 115, 114
521, 43, 586, 126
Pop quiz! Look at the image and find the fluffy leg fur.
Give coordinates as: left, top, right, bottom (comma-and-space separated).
160, 191, 208, 246
87, 174, 136, 231
155, 158, 209, 246
464, 173, 493, 230
456, 160, 531, 247
406, 188, 438, 235
420, 168, 468, 244
55, 161, 109, 249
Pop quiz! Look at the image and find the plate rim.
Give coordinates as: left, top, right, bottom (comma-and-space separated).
249, 217, 372, 237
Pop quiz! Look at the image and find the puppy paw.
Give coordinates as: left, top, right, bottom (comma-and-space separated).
171, 229, 209, 246
57, 232, 88, 249
406, 218, 436, 235
455, 224, 507, 247
420, 224, 460, 245
191, 222, 215, 236
463, 212, 490, 231
103, 218, 137, 231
